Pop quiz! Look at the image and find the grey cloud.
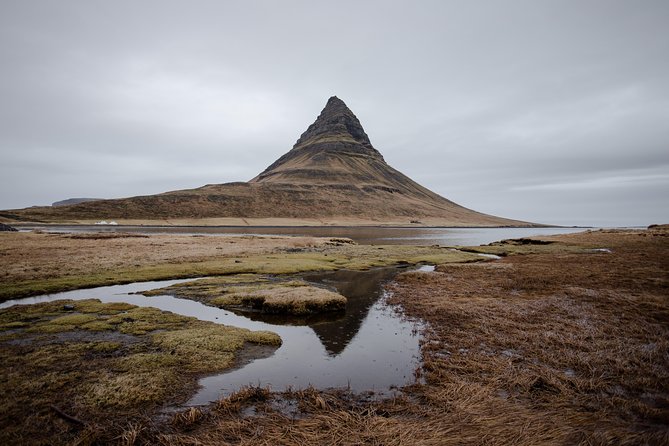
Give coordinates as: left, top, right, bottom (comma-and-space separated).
1, 0, 668, 225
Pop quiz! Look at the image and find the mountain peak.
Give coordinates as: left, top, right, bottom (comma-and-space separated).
251, 96, 386, 184
292, 96, 373, 150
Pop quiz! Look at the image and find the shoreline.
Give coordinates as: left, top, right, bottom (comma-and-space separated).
10, 222, 564, 229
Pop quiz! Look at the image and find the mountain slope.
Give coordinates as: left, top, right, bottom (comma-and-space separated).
1, 97, 537, 227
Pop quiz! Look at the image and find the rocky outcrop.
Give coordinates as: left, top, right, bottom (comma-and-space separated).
296, 96, 373, 147
0, 223, 18, 232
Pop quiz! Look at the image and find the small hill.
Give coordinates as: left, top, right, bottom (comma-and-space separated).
52, 198, 102, 207
1, 97, 538, 227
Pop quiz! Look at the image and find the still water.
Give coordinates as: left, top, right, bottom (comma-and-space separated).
17, 224, 587, 246
1, 267, 425, 404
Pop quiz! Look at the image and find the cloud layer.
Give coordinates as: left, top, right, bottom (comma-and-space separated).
1, 0, 668, 226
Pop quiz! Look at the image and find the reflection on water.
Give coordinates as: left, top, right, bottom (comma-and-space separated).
17, 224, 587, 246
0, 267, 424, 404
303, 268, 407, 355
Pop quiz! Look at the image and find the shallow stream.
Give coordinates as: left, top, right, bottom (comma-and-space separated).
0, 267, 427, 405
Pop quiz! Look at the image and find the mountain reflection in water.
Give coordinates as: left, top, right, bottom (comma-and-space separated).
304, 268, 404, 355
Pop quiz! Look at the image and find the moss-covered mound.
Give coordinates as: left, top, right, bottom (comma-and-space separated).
143, 275, 347, 315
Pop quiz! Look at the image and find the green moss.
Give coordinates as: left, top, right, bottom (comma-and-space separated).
50, 313, 99, 326
116, 352, 181, 371
457, 242, 591, 257
85, 369, 180, 408
75, 300, 136, 314
210, 283, 347, 315
81, 320, 115, 331
0, 320, 28, 329
152, 324, 281, 372
29, 323, 77, 333
147, 275, 347, 316
0, 298, 283, 443
23, 342, 89, 368
106, 306, 192, 335
91, 341, 122, 353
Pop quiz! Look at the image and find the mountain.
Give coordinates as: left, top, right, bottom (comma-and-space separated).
0, 97, 536, 227
52, 198, 102, 207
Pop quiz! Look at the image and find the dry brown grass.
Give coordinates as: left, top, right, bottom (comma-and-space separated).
382, 228, 669, 445
0, 232, 327, 288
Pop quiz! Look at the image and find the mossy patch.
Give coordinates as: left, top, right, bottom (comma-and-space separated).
152, 325, 280, 371
85, 369, 181, 408
457, 239, 596, 257
211, 284, 347, 315
0, 299, 282, 444
145, 277, 347, 315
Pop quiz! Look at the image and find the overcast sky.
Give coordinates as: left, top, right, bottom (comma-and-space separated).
1, 0, 668, 226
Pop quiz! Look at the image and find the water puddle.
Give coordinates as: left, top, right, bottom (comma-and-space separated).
477, 253, 502, 260
0, 267, 424, 405
415, 264, 436, 272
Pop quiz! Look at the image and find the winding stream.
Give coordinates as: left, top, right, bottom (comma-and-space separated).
0, 267, 426, 405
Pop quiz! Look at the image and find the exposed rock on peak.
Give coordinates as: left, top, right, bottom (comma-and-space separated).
251, 97, 385, 184
293, 96, 373, 149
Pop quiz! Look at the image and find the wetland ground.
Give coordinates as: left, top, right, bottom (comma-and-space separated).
0, 226, 667, 444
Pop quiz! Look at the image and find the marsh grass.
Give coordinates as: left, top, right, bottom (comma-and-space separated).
382, 229, 669, 445
0, 299, 281, 445
220, 285, 347, 314
149, 276, 348, 315
0, 232, 480, 301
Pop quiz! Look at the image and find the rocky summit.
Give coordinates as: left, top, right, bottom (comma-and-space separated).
251, 96, 383, 184
1, 97, 535, 226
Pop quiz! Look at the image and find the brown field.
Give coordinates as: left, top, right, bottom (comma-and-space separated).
1, 227, 667, 444
0, 231, 478, 301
